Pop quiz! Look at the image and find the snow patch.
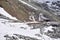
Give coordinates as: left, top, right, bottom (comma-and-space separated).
0, 7, 18, 20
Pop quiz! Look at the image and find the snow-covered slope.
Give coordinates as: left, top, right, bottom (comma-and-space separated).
0, 20, 60, 40
0, 7, 53, 40
0, 20, 40, 40
0, 7, 41, 40
0, 4, 60, 40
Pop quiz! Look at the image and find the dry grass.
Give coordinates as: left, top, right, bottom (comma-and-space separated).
0, 0, 29, 22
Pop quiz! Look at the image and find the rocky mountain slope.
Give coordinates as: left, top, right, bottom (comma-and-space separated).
0, 0, 60, 22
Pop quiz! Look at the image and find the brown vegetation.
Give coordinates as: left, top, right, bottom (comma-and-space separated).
0, 0, 29, 22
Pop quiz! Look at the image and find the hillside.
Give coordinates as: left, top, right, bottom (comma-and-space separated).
0, 0, 29, 21
0, 0, 60, 22
0, 0, 60, 40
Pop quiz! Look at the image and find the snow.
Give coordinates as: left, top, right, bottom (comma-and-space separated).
0, 1, 60, 39
0, 18, 59, 40
0, 6, 44, 40
0, 7, 41, 39
0, 19, 41, 40
33, 0, 60, 7
0, 7, 18, 20
43, 26, 54, 32
33, 0, 53, 3
34, 0, 60, 3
